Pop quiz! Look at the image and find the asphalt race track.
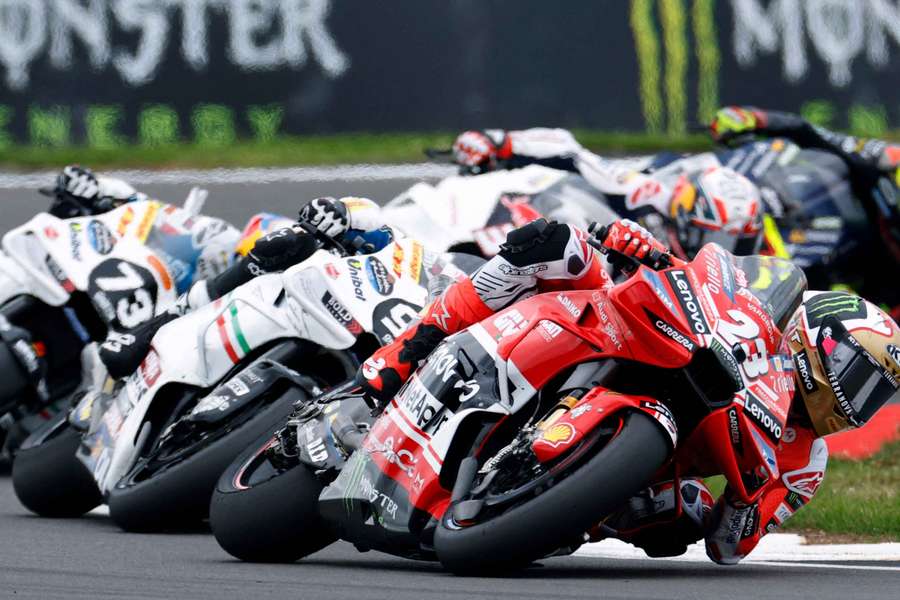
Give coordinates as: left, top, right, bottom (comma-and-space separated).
0, 171, 898, 599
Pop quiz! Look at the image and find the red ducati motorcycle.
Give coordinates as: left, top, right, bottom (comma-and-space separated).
210, 239, 806, 574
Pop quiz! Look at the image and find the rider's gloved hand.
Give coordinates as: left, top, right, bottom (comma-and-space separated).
594, 219, 669, 261
60, 165, 100, 202
452, 130, 511, 173
299, 197, 350, 238
709, 106, 767, 143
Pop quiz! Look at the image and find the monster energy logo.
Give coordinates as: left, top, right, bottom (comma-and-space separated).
341, 451, 370, 516
805, 293, 865, 327
629, 0, 719, 134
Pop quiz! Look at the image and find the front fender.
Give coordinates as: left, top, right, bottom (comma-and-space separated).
532, 388, 678, 464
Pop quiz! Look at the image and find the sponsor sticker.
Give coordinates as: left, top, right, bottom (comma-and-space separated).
346, 259, 367, 301
365, 256, 395, 296
744, 392, 783, 443
136, 202, 161, 242
887, 344, 900, 371
322, 291, 363, 335
536, 423, 576, 449
68, 222, 84, 260
408, 242, 424, 283
87, 219, 116, 255
117, 206, 135, 236
647, 310, 696, 352
139, 348, 162, 388
665, 270, 708, 335
726, 406, 743, 454
556, 293, 582, 319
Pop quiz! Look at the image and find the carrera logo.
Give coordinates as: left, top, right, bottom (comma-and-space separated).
647, 310, 695, 352
536, 423, 576, 448
793, 350, 818, 393
665, 270, 708, 335
726, 406, 743, 454
744, 392, 783, 443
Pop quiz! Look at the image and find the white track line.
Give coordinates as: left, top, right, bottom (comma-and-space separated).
0, 164, 457, 190
574, 534, 900, 566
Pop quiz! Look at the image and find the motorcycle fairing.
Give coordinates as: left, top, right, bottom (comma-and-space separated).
80, 239, 434, 494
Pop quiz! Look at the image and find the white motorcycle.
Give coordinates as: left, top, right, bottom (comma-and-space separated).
13, 227, 479, 532
382, 164, 619, 257
0, 187, 241, 461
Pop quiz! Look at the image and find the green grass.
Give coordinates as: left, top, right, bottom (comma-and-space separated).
705, 441, 900, 542
0, 131, 717, 171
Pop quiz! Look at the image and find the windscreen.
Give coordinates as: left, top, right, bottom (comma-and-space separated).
732, 254, 807, 331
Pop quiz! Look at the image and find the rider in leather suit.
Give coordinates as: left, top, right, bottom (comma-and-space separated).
710, 106, 900, 318
98, 196, 396, 379
453, 108, 900, 317
359, 217, 900, 564
452, 129, 764, 260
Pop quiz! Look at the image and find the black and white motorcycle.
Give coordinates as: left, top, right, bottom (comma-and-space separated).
0, 186, 241, 463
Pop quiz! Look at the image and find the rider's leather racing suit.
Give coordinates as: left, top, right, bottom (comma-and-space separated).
359, 217, 827, 565
99, 197, 394, 379
481, 116, 900, 316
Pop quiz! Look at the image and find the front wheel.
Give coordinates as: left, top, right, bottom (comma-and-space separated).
107, 387, 305, 532
12, 412, 101, 518
209, 431, 337, 563
434, 411, 669, 574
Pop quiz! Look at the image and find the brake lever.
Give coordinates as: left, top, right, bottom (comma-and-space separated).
587, 226, 674, 272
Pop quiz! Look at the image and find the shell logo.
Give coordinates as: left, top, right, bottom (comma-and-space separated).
538, 423, 576, 448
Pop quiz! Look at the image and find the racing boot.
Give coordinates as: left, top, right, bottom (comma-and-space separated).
592, 478, 715, 558
358, 277, 493, 408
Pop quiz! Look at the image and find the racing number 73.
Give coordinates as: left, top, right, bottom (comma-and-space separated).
94, 261, 155, 329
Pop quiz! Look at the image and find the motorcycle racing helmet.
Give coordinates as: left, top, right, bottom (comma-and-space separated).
667, 166, 763, 259
781, 290, 900, 437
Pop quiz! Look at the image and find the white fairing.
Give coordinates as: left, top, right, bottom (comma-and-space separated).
1, 202, 169, 307
383, 165, 613, 256
84, 238, 433, 493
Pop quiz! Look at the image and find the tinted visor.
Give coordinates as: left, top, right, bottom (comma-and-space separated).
817, 316, 900, 426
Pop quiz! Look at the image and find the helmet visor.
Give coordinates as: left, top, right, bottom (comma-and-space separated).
816, 316, 900, 426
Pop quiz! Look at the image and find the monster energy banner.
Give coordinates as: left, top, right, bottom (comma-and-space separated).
0, 0, 898, 147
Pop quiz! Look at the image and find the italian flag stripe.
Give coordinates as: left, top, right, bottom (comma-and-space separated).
229, 304, 251, 354
216, 314, 240, 364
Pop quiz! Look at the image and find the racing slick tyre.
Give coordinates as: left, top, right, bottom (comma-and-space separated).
434, 411, 669, 575
107, 388, 304, 533
209, 432, 336, 563
12, 412, 102, 518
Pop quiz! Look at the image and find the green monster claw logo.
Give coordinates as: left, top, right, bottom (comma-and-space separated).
805, 293, 866, 327
629, 0, 719, 134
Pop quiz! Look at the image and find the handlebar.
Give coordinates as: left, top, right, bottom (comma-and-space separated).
294, 221, 352, 258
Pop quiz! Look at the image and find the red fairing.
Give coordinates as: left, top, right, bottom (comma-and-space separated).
532, 388, 677, 464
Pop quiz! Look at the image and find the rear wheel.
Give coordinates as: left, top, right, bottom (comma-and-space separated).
210, 432, 336, 563
12, 413, 101, 518
434, 411, 669, 574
